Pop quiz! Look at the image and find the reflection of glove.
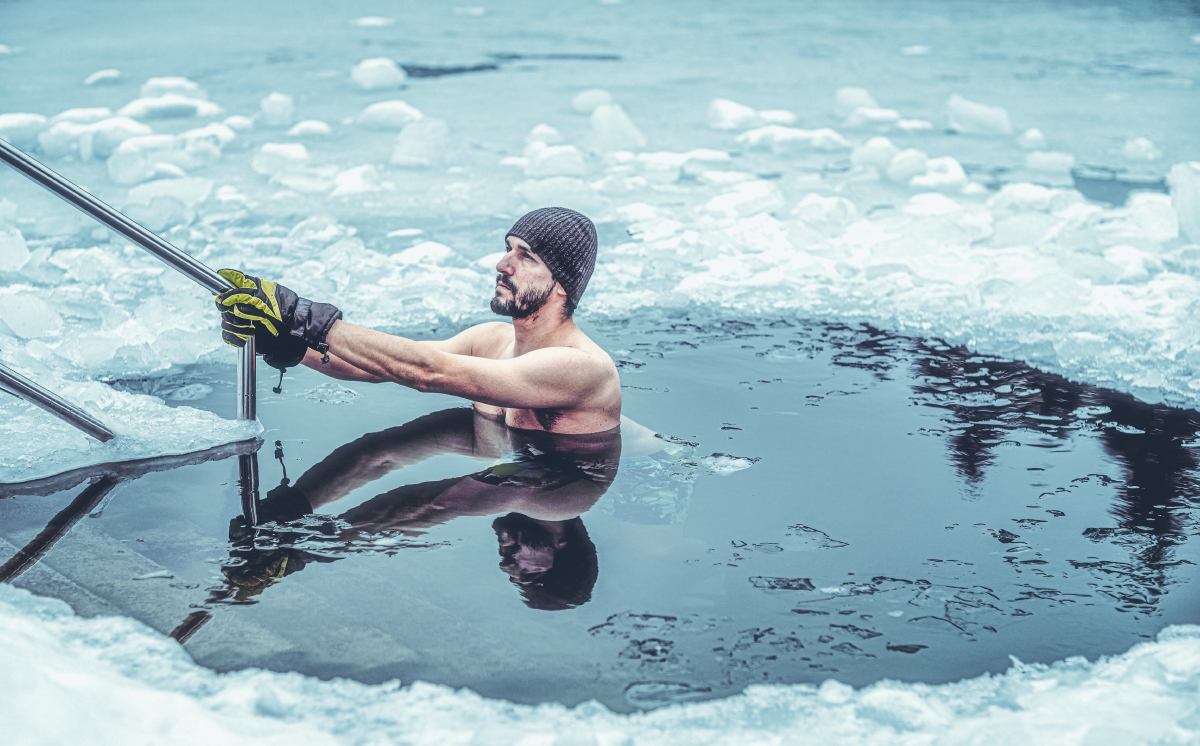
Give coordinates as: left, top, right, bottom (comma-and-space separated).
215, 269, 343, 358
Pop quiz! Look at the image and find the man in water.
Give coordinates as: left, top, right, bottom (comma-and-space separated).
215, 206, 621, 435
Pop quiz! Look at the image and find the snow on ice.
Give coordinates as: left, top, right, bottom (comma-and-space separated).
2, 583, 1198, 745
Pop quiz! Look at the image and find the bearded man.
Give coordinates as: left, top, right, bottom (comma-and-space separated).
215, 207, 621, 435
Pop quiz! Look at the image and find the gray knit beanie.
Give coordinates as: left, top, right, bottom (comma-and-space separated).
506, 207, 598, 307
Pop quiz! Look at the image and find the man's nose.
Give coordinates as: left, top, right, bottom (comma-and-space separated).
496, 256, 514, 275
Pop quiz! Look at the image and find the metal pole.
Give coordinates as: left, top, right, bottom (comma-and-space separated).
0, 139, 257, 420
0, 363, 115, 442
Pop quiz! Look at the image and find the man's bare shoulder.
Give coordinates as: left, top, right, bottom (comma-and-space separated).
464, 321, 515, 358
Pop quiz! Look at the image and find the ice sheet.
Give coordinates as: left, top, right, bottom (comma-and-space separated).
2, 583, 1198, 745
0, 369, 260, 483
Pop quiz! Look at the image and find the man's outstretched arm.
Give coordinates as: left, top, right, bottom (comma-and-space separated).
325, 319, 610, 410
299, 323, 506, 383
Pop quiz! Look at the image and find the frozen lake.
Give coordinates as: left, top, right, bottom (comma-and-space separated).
2, 0, 1199, 742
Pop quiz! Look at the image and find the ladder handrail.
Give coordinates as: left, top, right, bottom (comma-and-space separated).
0, 139, 256, 425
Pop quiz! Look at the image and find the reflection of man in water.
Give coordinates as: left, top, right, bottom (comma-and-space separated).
216, 207, 621, 435
221, 407, 636, 610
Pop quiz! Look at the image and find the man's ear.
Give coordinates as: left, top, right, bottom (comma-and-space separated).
555, 282, 568, 297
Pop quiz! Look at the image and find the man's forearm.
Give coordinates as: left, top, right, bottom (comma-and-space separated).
325, 320, 442, 391
300, 348, 386, 383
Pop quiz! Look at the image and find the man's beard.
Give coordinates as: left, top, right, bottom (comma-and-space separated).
491, 274, 555, 319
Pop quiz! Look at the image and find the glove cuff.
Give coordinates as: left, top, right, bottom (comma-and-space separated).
290, 297, 344, 355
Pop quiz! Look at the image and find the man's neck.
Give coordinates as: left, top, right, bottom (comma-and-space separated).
512, 307, 576, 355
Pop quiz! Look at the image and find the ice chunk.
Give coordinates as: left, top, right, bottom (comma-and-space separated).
331, 165, 389, 197
525, 124, 563, 147
0, 113, 48, 149
390, 118, 449, 167
589, 104, 646, 152
910, 156, 967, 191
792, 194, 860, 235
287, 120, 331, 137
681, 148, 732, 176
1122, 137, 1161, 161
353, 16, 395, 27
0, 377, 261, 483
49, 107, 112, 125
106, 135, 180, 185
1017, 128, 1046, 149
82, 68, 121, 86
703, 180, 785, 219
736, 126, 850, 154
895, 119, 933, 132
126, 177, 213, 208
0, 229, 31, 272
257, 92, 294, 128
222, 115, 254, 132
845, 107, 900, 128
251, 143, 310, 176
834, 87, 878, 118
514, 177, 604, 213
902, 45, 931, 55
351, 58, 406, 90
357, 100, 423, 130
1168, 162, 1200, 243
945, 94, 1013, 135
851, 136, 899, 170
0, 290, 63, 339
636, 152, 687, 184
117, 95, 222, 120
525, 145, 587, 177
707, 98, 763, 131
37, 121, 92, 159
82, 117, 152, 160
571, 88, 613, 114
886, 148, 928, 182
140, 77, 205, 99
759, 109, 797, 125
1024, 151, 1076, 173
396, 241, 455, 265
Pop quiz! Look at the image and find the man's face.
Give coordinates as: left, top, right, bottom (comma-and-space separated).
491, 236, 558, 319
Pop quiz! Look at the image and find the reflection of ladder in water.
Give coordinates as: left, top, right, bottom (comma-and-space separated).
0, 139, 256, 441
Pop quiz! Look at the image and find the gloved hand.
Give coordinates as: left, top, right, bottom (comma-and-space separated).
215, 269, 343, 361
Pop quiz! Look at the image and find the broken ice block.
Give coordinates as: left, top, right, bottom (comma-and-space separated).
357, 100, 423, 130
390, 119, 449, 167
571, 89, 613, 114
1169, 162, 1200, 243
0, 113, 48, 149
0, 229, 30, 273
287, 120, 332, 137
946, 94, 1013, 135
140, 77, 205, 99
252, 143, 310, 176
82, 69, 121, 86
258, 92, 295, 128
834, 87, 879, 118
525, 145, 587, 178
707, 98, 763, 131
589, 104, 646, 152
117, 95, 222, 120
351, 58, 406, 90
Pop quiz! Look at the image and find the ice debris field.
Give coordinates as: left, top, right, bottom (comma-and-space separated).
2, 0, 1200, 741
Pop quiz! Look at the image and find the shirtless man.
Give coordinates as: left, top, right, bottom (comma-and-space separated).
216, 207, 621, 434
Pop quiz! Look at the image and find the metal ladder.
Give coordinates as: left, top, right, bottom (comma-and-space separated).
0, 139, 256, 440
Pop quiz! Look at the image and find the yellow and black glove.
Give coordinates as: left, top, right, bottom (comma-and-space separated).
215, 269, 343, 364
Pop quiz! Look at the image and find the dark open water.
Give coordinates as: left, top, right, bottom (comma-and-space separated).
1, 316, 1197, 713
